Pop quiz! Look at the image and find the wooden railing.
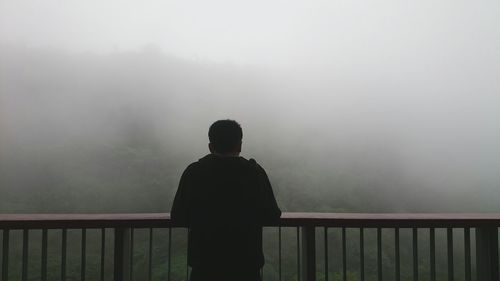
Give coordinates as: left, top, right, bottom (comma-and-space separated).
1, 213, 499, 281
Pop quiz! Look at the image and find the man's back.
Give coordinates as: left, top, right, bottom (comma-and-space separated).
171, 153, 281, 271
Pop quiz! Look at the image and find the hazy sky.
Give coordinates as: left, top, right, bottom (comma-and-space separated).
2, 0, 500, 67
1, 0, 500, 211
2, 0, 500, 164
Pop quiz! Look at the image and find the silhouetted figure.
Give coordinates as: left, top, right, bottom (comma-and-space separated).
171, 119, 281, 281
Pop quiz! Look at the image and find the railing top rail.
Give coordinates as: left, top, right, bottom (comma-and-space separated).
2, 212, 500, 229
281, 212, 500, 227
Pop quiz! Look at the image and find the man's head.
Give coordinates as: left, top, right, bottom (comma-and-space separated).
208, 119, 243, 155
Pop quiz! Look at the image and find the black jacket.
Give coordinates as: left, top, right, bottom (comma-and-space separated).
171, 154, 281, 270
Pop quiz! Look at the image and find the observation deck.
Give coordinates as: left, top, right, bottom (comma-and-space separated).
1, 213, 500, 281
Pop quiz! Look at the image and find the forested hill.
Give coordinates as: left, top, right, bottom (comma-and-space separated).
0, 46, 497, 213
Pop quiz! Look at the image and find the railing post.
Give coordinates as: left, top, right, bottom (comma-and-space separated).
476, 226, 498, 281
2, 230, 9, 281
301, 226, 316, 281
114, 227, 131, 281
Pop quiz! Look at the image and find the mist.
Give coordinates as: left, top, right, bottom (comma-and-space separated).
1, 0, 500, 213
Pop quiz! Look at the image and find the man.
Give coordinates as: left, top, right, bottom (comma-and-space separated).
171, 119, 281, 281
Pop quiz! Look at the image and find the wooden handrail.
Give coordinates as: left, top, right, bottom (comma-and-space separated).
2, 212, 500, 229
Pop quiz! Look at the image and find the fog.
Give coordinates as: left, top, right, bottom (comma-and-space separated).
1, 0, 500, 213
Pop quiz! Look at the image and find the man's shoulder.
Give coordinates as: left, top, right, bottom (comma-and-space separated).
181, 161, 202, 178
246, 158, 267, 172
248, 159, 269, 177
197, 154, 255, 165
191, 154, 266, 174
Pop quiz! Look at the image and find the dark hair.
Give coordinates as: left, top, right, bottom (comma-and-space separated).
208, 120, 243, 154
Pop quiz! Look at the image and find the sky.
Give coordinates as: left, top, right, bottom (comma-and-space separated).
1, 0, 500, 211
1, 0, 500, 67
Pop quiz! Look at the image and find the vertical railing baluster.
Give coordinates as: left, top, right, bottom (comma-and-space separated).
360, 228, 364, 281
413, 228, 418, 281
81, 229, 87, 281
22, 229, 28, 281
476, 226, 499, 281
296, 227, 300, 281
101, 228, 106, 281
130, 228, 134, 281
447, 228, 454, 281
342, 227, 346, 281
186, 229, 190, 280
61, 229, 67, 281
148, 228, 153, 281
300, 226, 315, 281
278, 226, 282, 281
2, 229, 9, 281
464, 228, 471, 281
377, 228, 382, 281
324, 227, 328, 281
186, 228, 190, 281
395, 228, 400, 281
168, 228, 171, 281
41, 229, 48, 281
114, 227, 131, 281
430, 228, 435, 281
